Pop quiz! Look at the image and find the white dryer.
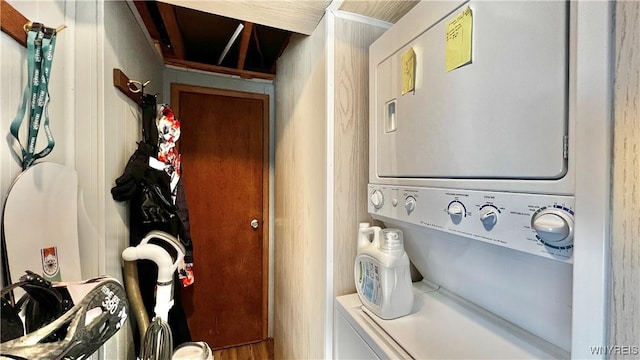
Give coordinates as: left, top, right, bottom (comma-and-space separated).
335, 0, 612, 358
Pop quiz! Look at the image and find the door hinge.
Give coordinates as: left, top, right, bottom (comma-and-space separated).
563, 135, 569, 159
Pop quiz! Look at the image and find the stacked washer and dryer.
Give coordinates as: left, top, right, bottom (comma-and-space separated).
335, 1, 612, 359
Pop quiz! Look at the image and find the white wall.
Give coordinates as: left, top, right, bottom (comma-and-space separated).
95, 0, 165, 278
1, 0, 75, 236
2, 0, 163, 358
77, 1, 165, 358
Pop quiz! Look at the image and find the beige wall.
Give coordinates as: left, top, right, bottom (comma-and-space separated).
332, 17, 385, 297
274, 15, 328, 360
274, 11, 385, 359
610, 2, 640, 356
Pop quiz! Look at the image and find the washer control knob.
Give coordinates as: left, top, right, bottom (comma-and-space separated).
479, 206, 499, 229
405, 196, 416, 214
447, 202, 465, 224
370, 190, 384, 209
531, 208, 574, 248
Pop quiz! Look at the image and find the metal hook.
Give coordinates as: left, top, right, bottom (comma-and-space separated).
127, 80, 151, 94
23, 22, 66, 34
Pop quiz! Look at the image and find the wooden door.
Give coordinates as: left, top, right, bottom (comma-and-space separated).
172, 84, 269, 349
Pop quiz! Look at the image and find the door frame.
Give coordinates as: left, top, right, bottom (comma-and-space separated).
171, 83, 270, 340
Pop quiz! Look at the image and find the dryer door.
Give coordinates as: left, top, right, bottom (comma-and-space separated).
374, 1, 568, 179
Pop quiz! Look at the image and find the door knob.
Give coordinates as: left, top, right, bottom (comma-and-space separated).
250, 219, 259, 229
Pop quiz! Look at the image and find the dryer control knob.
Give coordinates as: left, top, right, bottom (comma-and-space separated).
370, 190, 384, 209
480, 206, 499, 229
405, 196, 416, 214
531, 208, 574, 248
447, 202, 465, 224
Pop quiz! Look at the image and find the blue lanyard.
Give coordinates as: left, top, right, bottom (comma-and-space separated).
10, 23, 58, 170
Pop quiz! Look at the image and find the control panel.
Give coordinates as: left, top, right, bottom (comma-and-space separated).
368, 185, 574, 263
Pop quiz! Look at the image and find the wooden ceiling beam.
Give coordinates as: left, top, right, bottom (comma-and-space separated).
133, 1, 161, 41
157, 2, 186, 59
132, 1, 175, 59
165, 58, 274, 81
237, 22, 253, 70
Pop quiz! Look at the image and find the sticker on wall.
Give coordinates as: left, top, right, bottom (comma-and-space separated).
401, 48, 416, 95
445, 6, 473, 72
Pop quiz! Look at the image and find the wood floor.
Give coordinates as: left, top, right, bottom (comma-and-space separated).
212, 339, 274, 360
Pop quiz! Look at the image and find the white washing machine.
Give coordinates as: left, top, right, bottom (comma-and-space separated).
335, 281, 568, 359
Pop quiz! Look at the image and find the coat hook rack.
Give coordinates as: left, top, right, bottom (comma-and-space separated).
1, 0, 66, 47
1, 0, 29, 47
113, 68, 151, 106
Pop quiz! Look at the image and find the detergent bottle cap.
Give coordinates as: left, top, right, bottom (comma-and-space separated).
380, 228, 404, 251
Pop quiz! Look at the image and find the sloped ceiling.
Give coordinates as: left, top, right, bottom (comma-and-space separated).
134, 0, 419, 80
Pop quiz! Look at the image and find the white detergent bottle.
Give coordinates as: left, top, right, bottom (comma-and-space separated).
354, 223, 413, 319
